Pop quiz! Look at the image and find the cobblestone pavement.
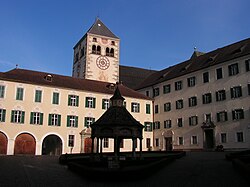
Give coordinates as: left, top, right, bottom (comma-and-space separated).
0, 152, 248, 187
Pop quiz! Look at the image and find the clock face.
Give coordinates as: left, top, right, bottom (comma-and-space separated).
96, 56, 110, 70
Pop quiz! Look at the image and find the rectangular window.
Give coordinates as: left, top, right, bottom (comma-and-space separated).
0, 85, 5, 98
155, 138, 159, 147
153, 87, 160, 97
146, 104, 151, 114
216, 68, 223, 79
228, 63, 239, 76
52, 92, 59, 104
11, 110, 25, 123
131, 102, 140, 113
205, 113, 212, 123
68, 135, 75, 147
48, 114, 61, 126
221, 133, 227, 143
216, 90, 226, 101
0, 109, 6, 122
164, 120, 172, 128
178, 137, 184, 145
189, 116, 198, 126
164, 102, 171, 112
16, 87, 24, 100
191, 136, 198, 145
175, 81, 183, 91
103, 138, 109, 148
85, 97, 96, 108
35, 90, 42, 102
187, 76, 196, 87
236, 132, 244, 142
146, 138, 151, 148
67, 115, 78, 128
163, 84, 171, 94
246, 59, 250, 72
144, 122, 152, 132
203, 72, 209, 83
232, 109, 244, 120
68, 95, 79, 107
102, 99, 109, 110
230, 86, 242, 99
155, 105, 159, 114
177, 118, 183, 127
188, 96, 197, 107
84, 117, 95, 128
202, 93, 212, 104
154, 121, 160, 129
217, 111, 228, 122
176, 99, 183, 109
30, 112, 43, 125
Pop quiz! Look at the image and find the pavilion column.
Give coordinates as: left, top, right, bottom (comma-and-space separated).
96, 138, 99, 154
140, 138, 142, 158
91, 137, 94, 154
132, 138, 136, 158
100, 138, 103, 155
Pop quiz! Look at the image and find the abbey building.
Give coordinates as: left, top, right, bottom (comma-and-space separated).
0, 18, 249, 155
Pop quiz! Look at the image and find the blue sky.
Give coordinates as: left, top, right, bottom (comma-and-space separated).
0, 0, 249, 76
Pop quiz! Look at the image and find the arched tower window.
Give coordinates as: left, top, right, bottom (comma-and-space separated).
92, 45, 96, 54
97, 46, 101, 55
110, 48, 114, 57
106, 47, 110, 56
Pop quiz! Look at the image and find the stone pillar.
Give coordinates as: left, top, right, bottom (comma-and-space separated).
36, 140, 42, 155
7, 139, 15, 155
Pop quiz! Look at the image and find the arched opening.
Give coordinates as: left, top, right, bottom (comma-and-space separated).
110, 48, 114, 57
14, 133, 36, 155
0, 132, 8, 155
84, 137, 92, 153
42, 135, 62, 156
92, 45, 96, 54
106, 47, 110, 56
97, 46, 101, 55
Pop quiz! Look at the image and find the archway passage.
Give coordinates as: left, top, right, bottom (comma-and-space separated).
84, 138, 92, 153
0, 132, 8, 154
14, 133, 36, 155
42, 135, 62, 156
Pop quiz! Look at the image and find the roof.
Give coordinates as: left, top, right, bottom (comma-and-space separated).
0, 68, 152, 101
136, 38, 250, 90
87, 18, 119, 39
119, 65, 157, 90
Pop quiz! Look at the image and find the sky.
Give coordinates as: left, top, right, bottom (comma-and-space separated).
0, 0, 250, 76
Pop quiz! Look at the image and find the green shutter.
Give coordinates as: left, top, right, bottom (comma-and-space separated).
21, 111, 25, 123
68, 95, 71, 106
2, 109, 6, 122
40, 113, 43, 125
84, 117, 87, 127
150, 122, 153, 131
102, 99, 105, 109
85, 97, 88, 107
30, 112, 34, 124
67, 116, 70, 127
93, 118, 95, 123
138, 103, 140, 113
11, 110, 14, 122
48, 114, 52, 126
93, 98, 96, 108
75, 116, 78, 127
58, 115, 61, 126
76, 96, 79, 106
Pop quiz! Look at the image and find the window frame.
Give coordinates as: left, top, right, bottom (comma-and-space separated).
131, 102, 140, 113
216, 90, 226, 101
0, 109, 6, 122
176, 99, 183, 109
189, 116, 198, 126
217, 111, 228, 122
228, 63, 239, 76
188, 96, 197, 107
230, 86, 242, 99
216, 68, 223, 80
68, 135, 75, 147
52, 92, 59, 105
35, 90, 42, 103
48, 114, 61, 126
16, 87, 24, 100
164, 119, 172, 129
175, 81, 183, 91
30, 112, 43, 125
202, 93, 212, 104
187, 76, 196, 87
203, 72, 209, 83
0, 85, 5, 98
163, 84, 171, 94
85, 97, 96, 108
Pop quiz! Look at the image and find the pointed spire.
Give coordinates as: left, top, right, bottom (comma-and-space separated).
110, 84, 125, 107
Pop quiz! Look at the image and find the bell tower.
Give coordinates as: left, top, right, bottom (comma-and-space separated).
72, 18, 120, 83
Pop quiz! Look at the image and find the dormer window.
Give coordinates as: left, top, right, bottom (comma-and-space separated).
93, 38, 97, 42
44, 74, 53, 82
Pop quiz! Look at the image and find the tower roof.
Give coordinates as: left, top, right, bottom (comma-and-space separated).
87, 18, 119, 39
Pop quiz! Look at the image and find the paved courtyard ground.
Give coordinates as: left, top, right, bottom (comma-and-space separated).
0, 152, 248, 187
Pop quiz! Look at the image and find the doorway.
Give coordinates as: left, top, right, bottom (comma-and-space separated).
14, 133, 36, 155
42, 135, 62, 156
165, 137, 173, 151
204, 129, 214, 149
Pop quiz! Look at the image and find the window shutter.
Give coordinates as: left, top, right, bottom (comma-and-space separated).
150, 122, 153, 131
40, 113, 43, 125
189, 117, 191, 126
170, 120, 172, 127
216, 92, 219, 101
67, 116, 70, 127
68, 95, 71, 106
93, 98, 96, 108
196, 116, 198, 125
84, 117, 88, 127
58, 115, 61, 126
85, 97, 88, 107
75, 116, 78, 127
102, 99, 105, 109
230, 88, 234, 98
30, 112, 34, 124
232, 111, 235, 120
239, 87, 242, 97
209, 94, 212, 103
202, 95, 205, 104
76, 96, 79, 106
2, 109, 6, 122
188, 98, 191, 107
240, 110, 244, 119
225, 112, 228, 121
48, 114, 52, 126
92, 118, 95, 123
11, 110, 14, 122
21, 111, 25, 123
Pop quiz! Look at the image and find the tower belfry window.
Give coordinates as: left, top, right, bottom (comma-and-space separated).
97, 46, 101, 55
92, 45, 97, 54
93, 38, 97, 42
110, 48, 114, 57
106, 47, 110, 56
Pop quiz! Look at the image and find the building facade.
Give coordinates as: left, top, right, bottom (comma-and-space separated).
137, 39, 250, 151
